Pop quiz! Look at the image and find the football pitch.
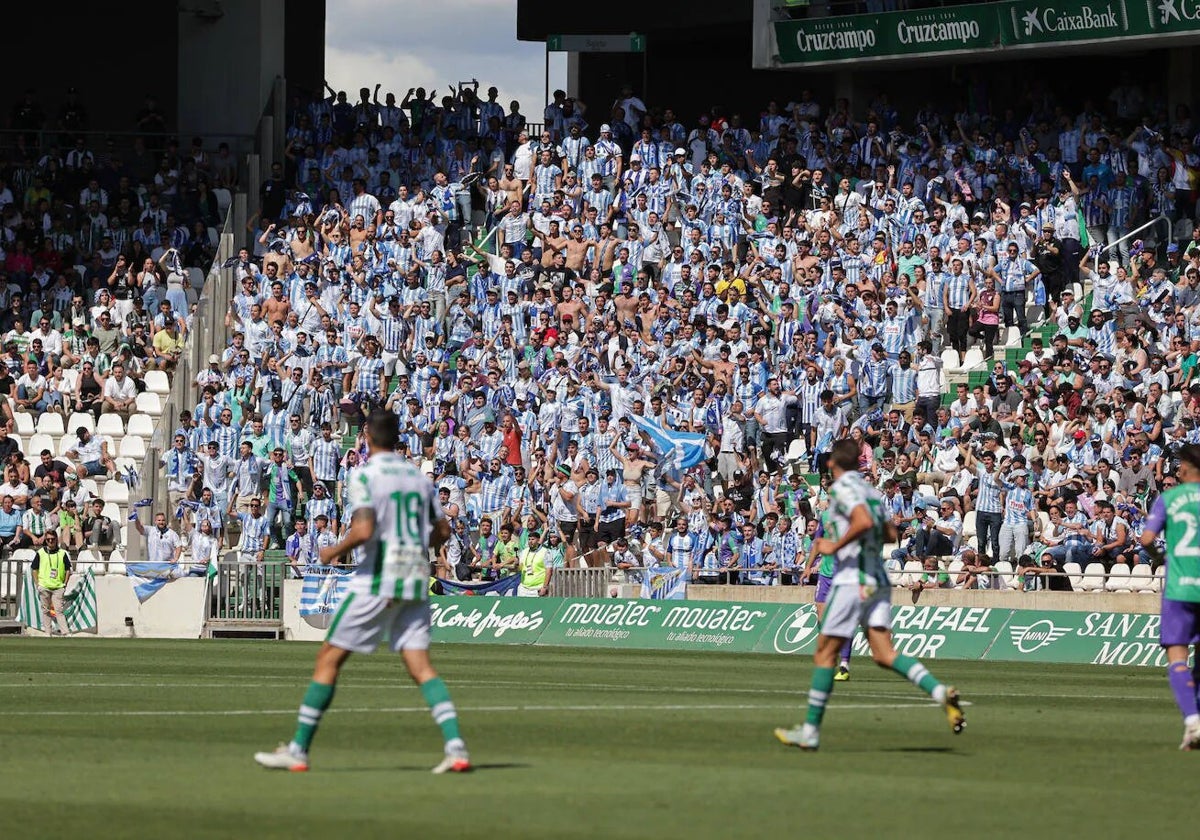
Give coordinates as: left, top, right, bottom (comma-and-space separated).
1, 639, 1191, 839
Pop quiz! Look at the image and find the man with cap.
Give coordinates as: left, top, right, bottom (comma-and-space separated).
998, 467, 1037, 566
1030, 219, 1064, 313
196, 353, 225, 391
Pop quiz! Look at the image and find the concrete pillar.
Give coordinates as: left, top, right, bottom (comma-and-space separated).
1168, 48, 1198, 126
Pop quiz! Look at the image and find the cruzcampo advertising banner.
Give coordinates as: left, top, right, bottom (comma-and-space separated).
774, 4, 1001, 65
984, 609, 1176, 667
755, 604, 1008, 660
534, 598, 781, 652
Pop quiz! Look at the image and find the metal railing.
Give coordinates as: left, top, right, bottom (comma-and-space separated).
0, 556, 21, 621
549, 567, 615, 598
205, 560, 286, 627
1098, 213, 1173, 258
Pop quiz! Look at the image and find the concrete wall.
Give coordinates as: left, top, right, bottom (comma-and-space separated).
177, 0, 286, 137
689, 584, 1159, 614
93, 576, 207, 638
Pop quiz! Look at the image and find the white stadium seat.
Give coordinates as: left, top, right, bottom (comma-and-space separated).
102, 480, 129, 505
961, 348, 984, 371
214, 188, 232, 216
1130, 564, 1156, 593
144, 370, 170, 395
900, 559, 923, 588
14, 412, 34, 437
135, 392, 163, 417
127, 414, 155, 439
947, 559, 965, 589
962, 510, 976, 539
1078, 563, 1108, 592
992, 560, 1017, 590
27, 434, 55, 457
108, 549, 126, 576
77, 549, 102, 575
96, 413, 125, 438
1063, 561, 1083, 590
67, 413, 95, 435
1153, 565, 1165, 593
102, 502, 122, 522
940, 348, 960, 373
36, 413, 65, 437
1105, 563, 1132, 592
118, 436, 147, 459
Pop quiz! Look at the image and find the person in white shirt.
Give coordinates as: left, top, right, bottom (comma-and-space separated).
132, 508, 184, 567
64, 427, 115, 479
187, 518, 219, 577
102, 363, 138, 420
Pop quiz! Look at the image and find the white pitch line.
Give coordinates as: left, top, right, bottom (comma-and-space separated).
0, 701, 945, 718
0, 678, 1163, 702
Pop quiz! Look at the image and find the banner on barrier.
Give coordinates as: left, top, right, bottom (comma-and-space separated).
428, 597, 550, 644
983, 609, 1173, 667
752, 604, 1006, 659
535, 599, 779, 651
426, 596, 1173, 668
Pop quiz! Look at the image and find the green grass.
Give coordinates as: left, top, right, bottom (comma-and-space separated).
0, 639, 1193, 838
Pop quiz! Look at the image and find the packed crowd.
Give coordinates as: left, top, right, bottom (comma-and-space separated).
0, 88, 232, 589
154, 76, 1200, 591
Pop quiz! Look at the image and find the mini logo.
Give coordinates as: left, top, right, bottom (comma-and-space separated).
1009, 619, 1071, 653
1022, 8, 1044, 34
774, 607, 820, 654
1159, 0, 1180, 24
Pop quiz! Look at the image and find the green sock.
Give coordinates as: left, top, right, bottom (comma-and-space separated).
892, 654, 942, 698
292, 680, 336, 752
420, 677, 463, 747
805, 666, 837, 727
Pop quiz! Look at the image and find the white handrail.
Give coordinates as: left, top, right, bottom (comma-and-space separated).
1097, 213, 1172, 256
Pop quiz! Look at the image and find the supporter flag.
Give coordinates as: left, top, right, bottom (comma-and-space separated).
125, 560, 177, 602
1076, 207, 1090, 249
299, 569, 353, 628
18, 567, 98, 633
436, 576, 521, 596
629, 415, 707, 470
640, 566, 686, 600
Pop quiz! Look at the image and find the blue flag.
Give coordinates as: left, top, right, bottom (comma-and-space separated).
436, 576, 521, 596
630, 415, 708, 470
300, 570, 353, 618
640, 566, 686, 600
125, 561, 177, 602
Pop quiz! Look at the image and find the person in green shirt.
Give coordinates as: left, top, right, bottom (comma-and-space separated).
910, 556, 950, 591
1139, 444, 1200, 750
492, 524, 519, 579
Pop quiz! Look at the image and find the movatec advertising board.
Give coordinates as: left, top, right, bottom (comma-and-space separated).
534, 599, 778, 652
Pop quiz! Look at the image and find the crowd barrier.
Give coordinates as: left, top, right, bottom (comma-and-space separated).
2, 551, 1179, 668
426, 597, 1180, 668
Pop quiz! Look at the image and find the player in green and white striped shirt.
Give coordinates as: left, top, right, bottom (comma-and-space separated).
775, 439, 965, 751
255, 411, 470, 774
